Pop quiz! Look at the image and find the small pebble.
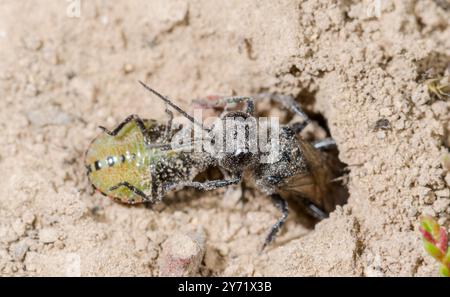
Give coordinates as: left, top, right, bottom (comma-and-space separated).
407, 207, 418, 218
23, 37, 43, 51
418, 187, 436, 204
122, 63, 134, 74
435, 188, 449, 198
445, 173, 450, 187
437, 217, 447, 226
24, 84, 38, 97
10, 241, 29, 262
39, 228, 58, 244
421, 206, 436, 217
433, 199, 450, 214
424, 192, 436, 204
376, 131, 386, 140
12, 220, 26, 237
22, 211, 35, 225
0, 227, 19, 244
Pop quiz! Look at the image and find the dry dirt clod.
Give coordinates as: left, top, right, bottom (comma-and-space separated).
0, 227, 19, 244
158, 228, 206, 276
122, 63, 135, 74
445, 173, 450, 186
432, 199, 450, 214
10, 240, 29, 262
22, 37, 43, 51
12, 220, 26, 237
21, 212, 35, 226
435, 189, 449, 199
38, 228, 59, 244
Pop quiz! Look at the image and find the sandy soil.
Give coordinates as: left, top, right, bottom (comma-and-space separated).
0, 0, 449, 276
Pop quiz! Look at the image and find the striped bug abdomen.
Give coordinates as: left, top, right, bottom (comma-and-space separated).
85, 119, 160, 204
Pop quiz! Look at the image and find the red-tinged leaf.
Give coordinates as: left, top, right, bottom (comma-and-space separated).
444, 249, 450, 266
420, 216, 441, 238
420, 226, 436, 244
431, 221, 440, 239
420, 216, 433, 233
423, 240, 444, 261
439, 265, 449, 277
437, 227, 448, 254
419, 216, 450, 277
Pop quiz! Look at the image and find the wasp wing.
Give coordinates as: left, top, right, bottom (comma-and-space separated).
277, 138, 346, 213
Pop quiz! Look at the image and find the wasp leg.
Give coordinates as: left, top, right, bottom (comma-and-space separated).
312, 137, 336, 150
109, 182, 152, 203
290, 121, 309, 134
258, 93, 311, 124
181, 177, 241, 191
99, 114, 150, 145
257, 93, 311, 134
193, 96, 255, 115
262, 194, 289, 250
165, 176, 241, 192
301, 197, 328, 220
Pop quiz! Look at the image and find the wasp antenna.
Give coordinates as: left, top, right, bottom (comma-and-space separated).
138, 81, 210, 132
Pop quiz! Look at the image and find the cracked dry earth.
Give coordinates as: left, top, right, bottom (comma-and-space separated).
0, 0, 449, 276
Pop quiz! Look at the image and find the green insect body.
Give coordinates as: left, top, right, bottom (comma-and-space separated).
85, 118, 208, 204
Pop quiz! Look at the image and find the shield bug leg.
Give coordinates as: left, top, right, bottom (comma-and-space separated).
312, 137, 336, 150
262, 194, 289, 250
108, 181, 151, 203
99, 114, 150, 145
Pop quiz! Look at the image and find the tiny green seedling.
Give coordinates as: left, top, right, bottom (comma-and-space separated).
419, 216, 450, 277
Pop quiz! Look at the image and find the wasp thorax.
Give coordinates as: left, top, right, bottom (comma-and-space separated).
206, 111, 259, 172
